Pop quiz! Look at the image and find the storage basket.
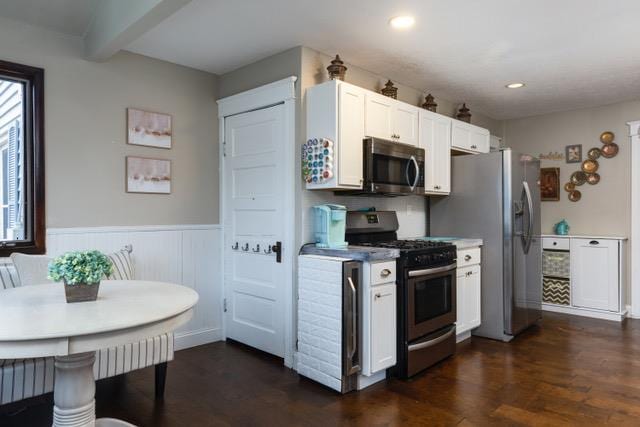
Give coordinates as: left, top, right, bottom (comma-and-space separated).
542, 250, 570, 279
542, 277, 570, 306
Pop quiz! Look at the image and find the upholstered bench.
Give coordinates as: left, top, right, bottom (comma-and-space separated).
0, 248, 174, 405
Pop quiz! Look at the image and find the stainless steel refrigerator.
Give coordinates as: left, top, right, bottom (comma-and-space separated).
430, 149, 542, 341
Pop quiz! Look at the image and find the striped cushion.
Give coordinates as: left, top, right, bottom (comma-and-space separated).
107, 247, 135, 280
0, 333, 174, 405
0, 263, 19, 290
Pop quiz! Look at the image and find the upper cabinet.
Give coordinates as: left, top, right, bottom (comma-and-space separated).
306, 80, 365, 190
419, 110, 451, 194
365, 93, 419, 146
451, 120, 490, 154
306, 80, 491, 192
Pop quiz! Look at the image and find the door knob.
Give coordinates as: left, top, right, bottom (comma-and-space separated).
380, 268, 392, 278
272, 241, 282, 263
464, 254, 472, 261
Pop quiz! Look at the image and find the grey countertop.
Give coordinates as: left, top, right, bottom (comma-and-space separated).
299, 244, 400, 262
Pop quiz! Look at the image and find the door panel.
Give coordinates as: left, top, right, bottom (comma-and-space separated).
571, 239, 619, 311
365, 93, 393, 140
393, 104, 419, 146
370, 283, 396, 373
338, 84, 365, 187
224, 105, 286, 357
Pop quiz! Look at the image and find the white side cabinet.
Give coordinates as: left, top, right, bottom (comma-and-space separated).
419, 110, 451, 194
306, 80, 365, 190
541, 235, 627, 321
455, 246, 482, 340
365, 93, 419, 146
362, 260, 397, 377
451, 119, 490, 154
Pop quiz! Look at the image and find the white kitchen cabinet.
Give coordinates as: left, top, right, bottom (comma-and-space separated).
392, 103, 419, 146
419, 110, 451, 194
457, 265, 481, 335
541, 235, 626, 321
365, 93, 419, 146
364, 93, 394, 141
369, 283, 397, 373
451, 119, 490, 154
306, 80, 365, 190
570, 238, 619, 312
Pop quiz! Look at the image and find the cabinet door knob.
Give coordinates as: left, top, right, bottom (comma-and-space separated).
380, 268, 392, 277
375, 293, 381, 299
464, 254, 472, 261
589, 240, 600, 245
471, 144, 477, 149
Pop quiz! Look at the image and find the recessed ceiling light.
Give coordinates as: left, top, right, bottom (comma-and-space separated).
506, 82, 525, 89
389, 15, 415, 30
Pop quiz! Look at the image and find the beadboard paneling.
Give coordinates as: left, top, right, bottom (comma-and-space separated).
46, 225, 223, 350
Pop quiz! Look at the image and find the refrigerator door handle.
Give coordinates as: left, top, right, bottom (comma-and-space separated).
522, 181, 534, 254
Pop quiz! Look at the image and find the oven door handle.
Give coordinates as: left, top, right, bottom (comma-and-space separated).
408, 325, 456, 352
408, 263, 457, 277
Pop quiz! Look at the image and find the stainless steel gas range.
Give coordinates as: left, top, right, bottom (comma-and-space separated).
346, 211, 458, 378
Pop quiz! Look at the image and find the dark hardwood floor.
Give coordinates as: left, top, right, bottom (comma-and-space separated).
2, 312, 639, 426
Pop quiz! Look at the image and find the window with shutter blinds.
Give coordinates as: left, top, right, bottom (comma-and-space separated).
0, 60, 44, 255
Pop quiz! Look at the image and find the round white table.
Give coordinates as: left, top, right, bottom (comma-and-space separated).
0, 280, 198, 427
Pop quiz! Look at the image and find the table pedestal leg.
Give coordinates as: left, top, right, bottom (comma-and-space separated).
53, 352, 96, 427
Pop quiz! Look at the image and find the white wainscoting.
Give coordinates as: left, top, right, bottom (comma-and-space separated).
46, 224, 223, 351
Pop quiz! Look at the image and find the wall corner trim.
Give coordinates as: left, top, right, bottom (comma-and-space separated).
627, 120, 640, 137
217, 76, 297, 118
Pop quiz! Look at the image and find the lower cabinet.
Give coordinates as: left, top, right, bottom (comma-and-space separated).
541, 236, 626, 321
456, 264, 481, 336
369, 283, 396, 373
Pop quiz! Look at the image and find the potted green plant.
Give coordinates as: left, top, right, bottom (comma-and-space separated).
48, 250, 113, 303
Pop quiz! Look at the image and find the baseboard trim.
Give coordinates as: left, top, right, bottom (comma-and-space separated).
542, 303, 626, 322
175, 327, 223, 351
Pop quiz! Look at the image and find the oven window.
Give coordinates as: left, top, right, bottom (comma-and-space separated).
372, 153, 418, 186
414, 275, 452, 324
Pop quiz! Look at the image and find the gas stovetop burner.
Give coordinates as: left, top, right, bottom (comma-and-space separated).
357, 240, 452, 251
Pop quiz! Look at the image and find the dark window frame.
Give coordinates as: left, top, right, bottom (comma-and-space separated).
0, 60, 45, 256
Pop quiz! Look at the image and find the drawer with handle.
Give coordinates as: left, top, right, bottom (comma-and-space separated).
542, 237, 570, 251
457, 247, 481, 268
369, 261, 396, 286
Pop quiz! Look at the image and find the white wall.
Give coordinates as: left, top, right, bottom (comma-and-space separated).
46, 225, 223, 350
0, 17, 219, 228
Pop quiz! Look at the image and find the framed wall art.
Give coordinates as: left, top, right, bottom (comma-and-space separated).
126, 156, 171, 194
540, 167, 560, 201
565, 144, 582, 163
127, 108, 172, 149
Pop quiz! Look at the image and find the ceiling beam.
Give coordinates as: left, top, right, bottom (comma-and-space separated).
84, 0, 191, 62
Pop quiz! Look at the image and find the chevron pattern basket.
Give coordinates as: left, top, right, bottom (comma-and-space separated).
543, 277, 570, 305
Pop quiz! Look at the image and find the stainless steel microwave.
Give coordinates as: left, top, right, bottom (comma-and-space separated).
358, 137, 425, 196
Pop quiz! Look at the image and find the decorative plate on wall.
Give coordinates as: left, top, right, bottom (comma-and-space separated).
570, 171, 587, 186
587, 147, 601, 160
564, 182, 575, 192
586, 173, 600, 185
600, 131, 615, 144
581, 159, 599, 174
568, 190, 582, 202
601, 143, 619, 158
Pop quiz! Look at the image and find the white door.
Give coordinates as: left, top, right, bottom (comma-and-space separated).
469, 126, 490, 153
571, 238, 619, 312
392, 104, 419, 146
419, 111, 451, 193
338, 83, 365, 187
456, 269, 467, 333
370, 283, 396, 373
451, 120, 472, 152
365, 93, 393, 140
464, 265, 481, 330
224, 104, 286, 357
